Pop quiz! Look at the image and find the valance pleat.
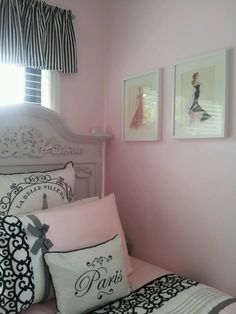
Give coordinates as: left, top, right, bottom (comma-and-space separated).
0, 0, 77, 73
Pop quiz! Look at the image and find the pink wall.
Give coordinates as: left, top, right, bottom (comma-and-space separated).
104, 0, 236, 296
47, 0, 107, 133
45, 0, 236, 297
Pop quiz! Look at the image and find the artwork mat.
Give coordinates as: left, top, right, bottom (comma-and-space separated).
123, 70, 161, 141
172, 49, 228, 139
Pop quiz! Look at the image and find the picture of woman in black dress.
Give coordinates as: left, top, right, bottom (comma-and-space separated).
189, 72, 211, 121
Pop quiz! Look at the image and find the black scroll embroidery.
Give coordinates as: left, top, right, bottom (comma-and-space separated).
97, 289, 114, 299
0, 174, 73, 215
0, 215, 35, 313
92, 274, 198, 314
75, 259, 123, 301
87, 255, 113, 267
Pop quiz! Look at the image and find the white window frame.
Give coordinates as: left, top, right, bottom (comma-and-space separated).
41, 70, 61, 113
0, 64, 60, 112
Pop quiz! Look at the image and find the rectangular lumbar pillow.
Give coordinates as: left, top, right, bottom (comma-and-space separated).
0, 161, 75, 215
44, 235, 130, 314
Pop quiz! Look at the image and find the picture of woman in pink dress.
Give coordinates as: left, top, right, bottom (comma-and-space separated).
129, 86, 144, 129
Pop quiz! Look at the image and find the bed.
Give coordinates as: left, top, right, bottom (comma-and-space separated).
20, 257, 236, 314
0, 105, 235, 314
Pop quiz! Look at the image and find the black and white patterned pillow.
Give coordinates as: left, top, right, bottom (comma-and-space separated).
0, 215, 35, 313
44, 235, 130, 314
0, 162, 75, 216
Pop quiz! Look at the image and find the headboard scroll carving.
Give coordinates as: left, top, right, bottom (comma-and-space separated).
74, 165, 93, 177
0, 125, 83, 158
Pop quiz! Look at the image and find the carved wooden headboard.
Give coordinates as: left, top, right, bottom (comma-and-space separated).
0, 105, 111, 200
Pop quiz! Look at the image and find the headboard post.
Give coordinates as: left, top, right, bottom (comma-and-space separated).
96, 141, 104, 198
0, 105, 111, 200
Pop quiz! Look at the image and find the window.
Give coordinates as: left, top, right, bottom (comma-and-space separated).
0, 64, 60, 111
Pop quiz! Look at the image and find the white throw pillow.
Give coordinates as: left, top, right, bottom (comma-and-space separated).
0, 162, 75, 216
44, 235, 130, 314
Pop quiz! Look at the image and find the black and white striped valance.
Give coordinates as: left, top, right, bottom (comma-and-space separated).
0, 0, 77, 73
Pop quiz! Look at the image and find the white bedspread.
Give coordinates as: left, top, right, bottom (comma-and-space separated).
21, 257, 236, 314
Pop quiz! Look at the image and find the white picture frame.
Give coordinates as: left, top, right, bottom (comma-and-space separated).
123, 70, 161, 141
173, 49, 228, 139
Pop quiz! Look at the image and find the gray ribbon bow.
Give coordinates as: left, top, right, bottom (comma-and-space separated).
27, 215, 54, 302
27, 222, 53, 255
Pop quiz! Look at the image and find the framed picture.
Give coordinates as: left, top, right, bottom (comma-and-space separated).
123, 70, 160, 141
173, 49, 228, 138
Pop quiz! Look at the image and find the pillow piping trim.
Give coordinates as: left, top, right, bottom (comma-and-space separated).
0, 161, 74, 176
43, 234, 119, 257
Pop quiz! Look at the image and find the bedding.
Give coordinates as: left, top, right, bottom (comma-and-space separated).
0, 215, 34, 313
94, 276, 235, 314
0, 194, 132, 312
0, 162, 75, 216
44, 235, 130, 314
21, 257, 236, 314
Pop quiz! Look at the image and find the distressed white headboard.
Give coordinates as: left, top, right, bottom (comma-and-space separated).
0, 105, 111, 200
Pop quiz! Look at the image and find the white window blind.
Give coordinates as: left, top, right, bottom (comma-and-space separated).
24, 67, 42, 105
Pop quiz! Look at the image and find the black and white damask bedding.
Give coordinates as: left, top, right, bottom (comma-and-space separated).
20, 269, 236, 314
0, 215, 35, 313
93, 274, 236, 314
